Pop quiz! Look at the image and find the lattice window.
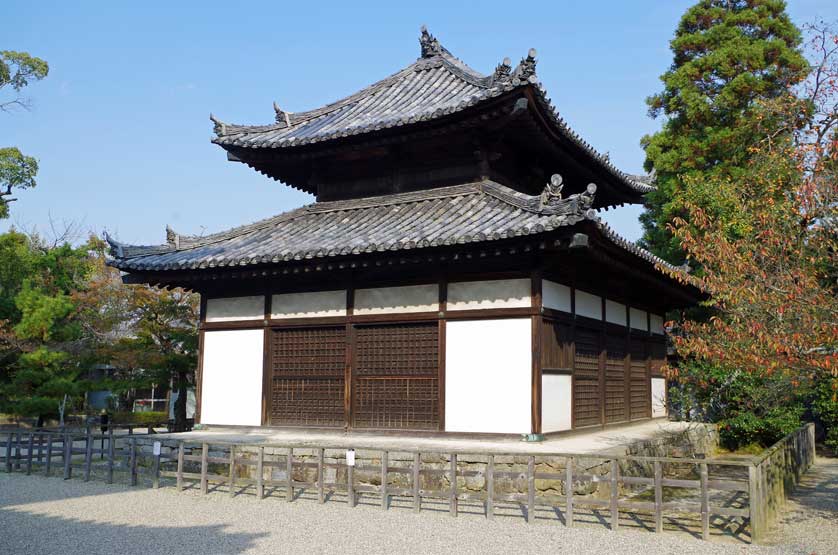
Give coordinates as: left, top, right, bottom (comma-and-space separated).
353, 323, 439, 430
269, 327, 346, 427
629, 341, 650, 419
573, 326, 602, 428
605, 334, 627, 424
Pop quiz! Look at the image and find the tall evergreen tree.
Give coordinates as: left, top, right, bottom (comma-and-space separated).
640, 0, 808, 263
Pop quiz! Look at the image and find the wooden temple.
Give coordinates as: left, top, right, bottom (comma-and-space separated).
108, 28, 700, 437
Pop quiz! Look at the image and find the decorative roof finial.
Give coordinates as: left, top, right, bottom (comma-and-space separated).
539, 173, 564, 210
493, 57, 513, 82
165, 225, 180, 249
513, 48, 538, 85
419, 25, 444, 58
273, 101, 291, 126
209, 113, 226, 135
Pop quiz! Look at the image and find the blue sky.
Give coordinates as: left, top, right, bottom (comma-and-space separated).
3, 1, 836, 245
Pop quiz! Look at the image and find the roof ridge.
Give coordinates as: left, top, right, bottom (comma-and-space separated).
308, 182, 482, 213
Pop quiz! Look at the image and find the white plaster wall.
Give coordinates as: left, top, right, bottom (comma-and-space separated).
447, 279, 530, 311
650, 314, 665, 335
271, 290, 346, 319
575, 289, 602, 320
651, 377, 667, 418
542, 374, 572, 432
205, 296, 265, 322
542, 280, 571, 313
630, 307, 649, 331
200, 330, 264, 426
353, 284, 439, 315
445, 318, 532, 434
605, 299, 627, 326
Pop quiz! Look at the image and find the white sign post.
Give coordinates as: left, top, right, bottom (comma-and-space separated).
346, 449, 356, 466
153, 441, 161, 456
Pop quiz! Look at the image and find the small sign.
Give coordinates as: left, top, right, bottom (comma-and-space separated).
153, 441, 161, 456
346, 449, 356, 466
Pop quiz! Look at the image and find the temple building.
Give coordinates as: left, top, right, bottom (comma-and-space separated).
108, 28, 700, 437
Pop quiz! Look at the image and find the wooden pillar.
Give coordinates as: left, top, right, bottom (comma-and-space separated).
344, 286, 355, 430
438, 278, 447, 432
531, 271, 543, 435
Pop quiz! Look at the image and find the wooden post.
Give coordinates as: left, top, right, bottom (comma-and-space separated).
45, 434, 53, 476
129, 437, 137, 486
200, 443, 209, 495
380, 450, 388, 510
654, 461, 663, 533
413, 452, 421, 513
37, 433, 44, 463
25, 433, 34, 475
347, 456, 355, 507
449, 453, 458, 517
107, 428, 115, 484
487, 455, 495, 519
256, 446, 264, 500
286, 448, 294, 502
83, 426, 93, 482
566, 457, 574, 527
152, 447, 161, 489
5, 432, 12, 473
527, 456, 535, 524
63, 432, 72, 480
14, 431, 21, 470
749, 463, 764, 543
176, 443, 185, 492
317, 448, 324, 504
700, 463, 709, 541
228, 446, 235, 497
610, 459, 619, 530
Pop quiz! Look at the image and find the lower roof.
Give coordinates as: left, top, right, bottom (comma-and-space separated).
106, 180, 684, 289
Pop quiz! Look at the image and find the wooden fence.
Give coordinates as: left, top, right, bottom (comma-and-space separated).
1, 423, 816, 544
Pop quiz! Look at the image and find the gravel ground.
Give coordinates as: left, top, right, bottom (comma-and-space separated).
1, 460, 835, 555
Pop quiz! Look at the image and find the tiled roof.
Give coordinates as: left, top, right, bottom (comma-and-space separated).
210, 28, 654, 197
106, 180, 677, 276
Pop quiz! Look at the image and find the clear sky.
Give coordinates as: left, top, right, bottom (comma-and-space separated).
4, 1, 836, 246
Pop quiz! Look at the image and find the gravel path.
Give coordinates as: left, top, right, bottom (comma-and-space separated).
1, 462, 835, 555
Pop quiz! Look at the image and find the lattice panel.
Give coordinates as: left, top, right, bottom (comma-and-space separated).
541, 320, 571, 370
605, 358, 627, 423
270, 327, 346, 427
574, 352, 601, 428
353, 323, 439, 430
629, 339, 650, 419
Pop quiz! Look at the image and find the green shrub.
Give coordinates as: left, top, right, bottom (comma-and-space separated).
110, 411, 167, 425
812, 377, 838, 452
718, 406, 803, 450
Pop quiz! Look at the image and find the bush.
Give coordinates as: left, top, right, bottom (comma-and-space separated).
718, 406, 804, 451
812, 376, 838, 452
110, 411, 167, 425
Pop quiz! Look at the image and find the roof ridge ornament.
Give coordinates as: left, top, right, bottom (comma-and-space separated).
209, 113, 226, 135
512, 48, 538, 86
493, 57, 513, 83
419, 25, 444, 58
165, 225, 180, 249
539, 173, 564, 210
273, 101, 292, 126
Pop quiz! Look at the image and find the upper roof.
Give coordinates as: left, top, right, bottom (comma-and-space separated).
107, 179, 675, 279
210, 27, 653, 200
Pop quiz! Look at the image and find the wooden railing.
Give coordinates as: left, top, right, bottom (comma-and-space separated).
1, 423, 816, 544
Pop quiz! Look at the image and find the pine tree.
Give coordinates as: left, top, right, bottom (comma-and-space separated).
640, 0, 808, 263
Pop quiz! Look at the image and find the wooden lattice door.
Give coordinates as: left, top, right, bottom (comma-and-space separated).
605, 333, 628, 424
269, 327, 346, 427
629, 340, 650, 419
352, 323, 439, 430
573, 326, 602, 428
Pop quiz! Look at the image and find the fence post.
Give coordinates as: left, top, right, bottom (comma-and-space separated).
380, 450, 388, 510
610, 459, 619, 530
317, 448, 325, 504
654, 461, 663, 533
346, 453, 354, 508
749, 463, 765, 543
14, 431, 21, 471
84, 426, 93, 482
129, 437, 138, 486
566, 456, 574, 528
256, 446, 264, 500
45, 434, 53, 476
37, 433, 44, 464
228, 446, 235, 497
527, 456, 535, 524
413, 452, 421, 513
63, 432, 72, 480
152, 445, 161, 489
4, 432, 12, 473
106, 428, 114, 484
200, 443, 208, 495
449, 453, 458, 517
487, 455, 495, 519
700, 462, 709, 541
25, 433, 34, 475
176, 443, 185, 492
286, 448, 294, 503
